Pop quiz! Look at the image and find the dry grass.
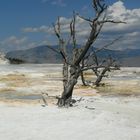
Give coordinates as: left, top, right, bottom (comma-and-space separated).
97, 82, 140, 96
83, 71, 94, 76
74, 84, 98, 96
0, 87, 16, 92
83, 71, 96, 79
0, 73, 30, 87
0, 66, 139, 104
0, 99, 40, 106
0, 73, 25, 81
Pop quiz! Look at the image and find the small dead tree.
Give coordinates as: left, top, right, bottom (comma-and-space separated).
47, 0, 125, 107
94, 55, 120, 86
81, 37, 121, 86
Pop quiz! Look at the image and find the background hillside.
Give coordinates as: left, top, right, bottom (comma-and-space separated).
5, 45, 140, 67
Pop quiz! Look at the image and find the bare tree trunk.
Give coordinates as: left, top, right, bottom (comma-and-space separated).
80, 58, 88, 86
94, 67, 109, 86
62, 61, 69, 90
80, 71, 87, 86
58, 66, 80, 107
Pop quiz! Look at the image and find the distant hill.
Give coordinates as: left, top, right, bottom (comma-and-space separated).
120, 56, 140, 67
5, 45, 140, 66
96, 49, 140, 67
6, 45, 62, 63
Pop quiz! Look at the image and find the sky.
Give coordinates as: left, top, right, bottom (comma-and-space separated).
0, 0, 140, 52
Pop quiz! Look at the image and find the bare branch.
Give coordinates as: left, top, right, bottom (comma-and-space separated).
98, 20, 126, 24
53, 17, 65, 45
74, 1, 107, 65
76, 14, 92, 23
59, 48, 67, 62
95, 36, 122, 53
81, 65, 104, 72
44, 45, 70, 65
44, 45, 60, 54
72, 12, 76, 48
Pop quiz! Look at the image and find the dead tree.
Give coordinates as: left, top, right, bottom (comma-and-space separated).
94, 56, 120, 86
47, 0, 125, 107
81, 37, 121, 86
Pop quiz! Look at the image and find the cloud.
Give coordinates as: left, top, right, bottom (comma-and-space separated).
52, 0, 66, 7
76, 1, 140, 49
0, 35, 57, 52
0, 36, 38, 52
22, 16, 90, 45
22, 1, 140, 50
1, 36, 28, 46
22, 25, 54, 34
97, 1, 140, 50
103, 1, 140, 33
41, 0, 49, 3
42, 0, 66, 7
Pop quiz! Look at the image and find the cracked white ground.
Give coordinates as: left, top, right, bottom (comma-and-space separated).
0, 64, 140, 140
